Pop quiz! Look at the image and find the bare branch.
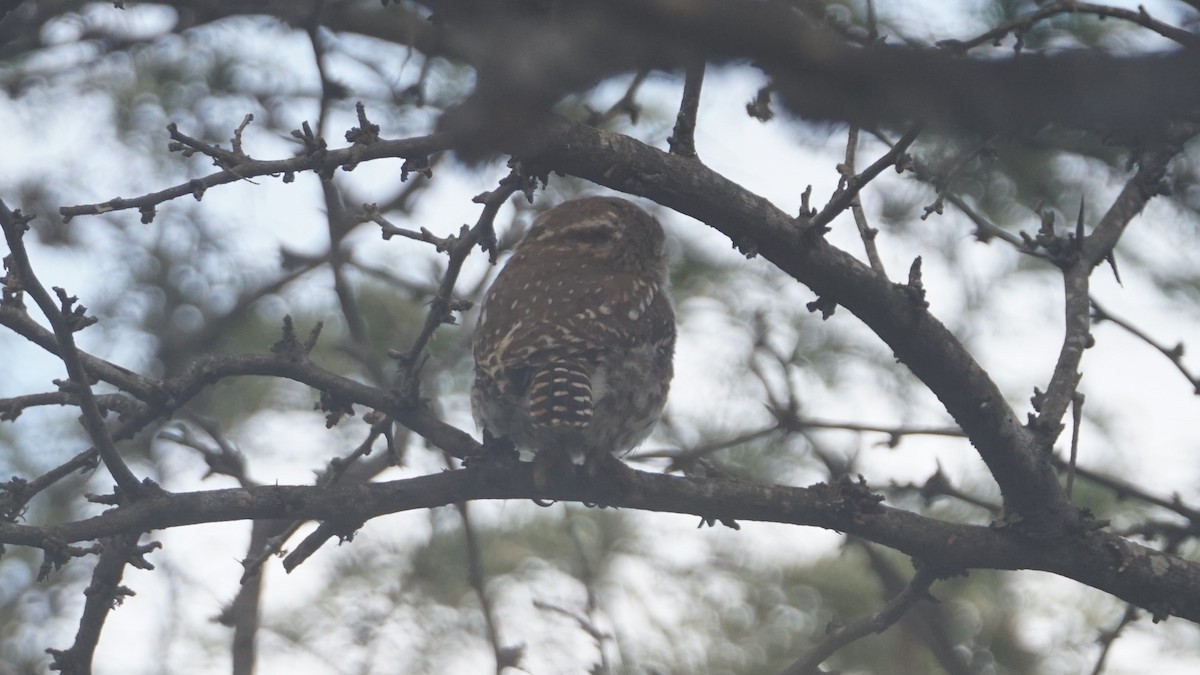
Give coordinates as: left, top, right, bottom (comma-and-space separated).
521, 115, 1073, 530
46, 534, 158, 675
1034, 138, 1186, 441
942, 1, 1200, 53
1091, 297, 1200, 395
779, 564, 940, 675
0, 465, 1197, 622
842, 125, 887, 277
811, 126, 920, 231
457, 497, 519, 674
667, 60, 704, 159
59, 130, 451, 221
1089, 605, 1139, 675
1, 202, 145, 497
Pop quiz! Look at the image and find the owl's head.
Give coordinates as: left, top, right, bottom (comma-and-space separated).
520, 196, 668, 273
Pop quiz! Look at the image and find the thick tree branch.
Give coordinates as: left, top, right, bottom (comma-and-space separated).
426, 0, 1200, 155
3, 465, 1199, 623
518, 116, 1073, 531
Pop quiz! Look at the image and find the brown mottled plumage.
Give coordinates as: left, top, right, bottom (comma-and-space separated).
471, 197, 676, 461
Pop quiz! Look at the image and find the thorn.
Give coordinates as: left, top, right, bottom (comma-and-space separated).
1075, 195, 1086, 247
1106, 251, 1122, 285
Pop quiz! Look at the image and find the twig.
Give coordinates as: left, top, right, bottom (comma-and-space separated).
1116, 520, 1200, 552
305, 0, 335, 138
1, 449, 98, 522
1035, 140, 1182, 439
667, 60, 704, 159
0, 202, 146, 498
863, 127, 1038, 254
1089, 605, 1139, 675
362, 204, 458, 248
1091, 296, 1200, 395
457, 497, 517, 674
59, 130, 450, 221
1078, 142, 1181, 271
630, 426, 783, 465
810, 125, 920, 230
636, 417, 963, 470
782, 417, 964, 441
1053, 456, 1200, 524
939, 1, 1200, 53
46, 534, 158, 674
891, 465, 1001, 515
396, 172, 522, 368
277, 421, 395, 574
589, 68, 651, 126
842, 125, 887, 276
568, 514, 616, 673
778, 565, 940, 675
1031, 259, 1090, 440
0, 304, 162, 401
220, 522, 273, 675
919, 136, 997, 222
855, 542, 974, 675
0, 391, 138, 422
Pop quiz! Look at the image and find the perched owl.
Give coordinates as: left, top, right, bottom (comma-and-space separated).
471, 196, 676, 463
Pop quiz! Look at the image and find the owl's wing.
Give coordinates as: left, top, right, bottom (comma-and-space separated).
475, 262, 672, 373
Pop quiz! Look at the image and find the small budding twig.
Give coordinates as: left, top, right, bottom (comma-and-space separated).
842, 125, 887, 277
811, 125, 920, 231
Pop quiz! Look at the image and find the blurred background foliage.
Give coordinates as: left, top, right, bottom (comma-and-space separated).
3, 1, 1200, 673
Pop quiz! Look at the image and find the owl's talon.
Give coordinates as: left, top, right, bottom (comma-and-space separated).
482, 430, 517, 455
585, 452, 634, 480
532, 498, 557, 507
465, 431, 519, 468
579, 453, 636, 508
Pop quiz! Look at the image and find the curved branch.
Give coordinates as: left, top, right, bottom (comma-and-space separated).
2, 464, 1198, 623
520, 116, 1072, 531
946, 1, 1200, 52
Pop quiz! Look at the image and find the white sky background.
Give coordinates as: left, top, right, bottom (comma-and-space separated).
3, 1, 1200, 673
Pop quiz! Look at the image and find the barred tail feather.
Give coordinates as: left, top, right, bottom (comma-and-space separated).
528, 360, 593, 429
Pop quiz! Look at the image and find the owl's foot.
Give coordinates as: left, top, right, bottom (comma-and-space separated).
530, 448, 575, 500
466, 430, 519, 468
580, 452, 635, 506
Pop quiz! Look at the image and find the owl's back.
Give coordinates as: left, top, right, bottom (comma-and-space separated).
471, 197, 676, 460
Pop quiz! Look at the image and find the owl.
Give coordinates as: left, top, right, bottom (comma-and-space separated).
471, 196, 676, 464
